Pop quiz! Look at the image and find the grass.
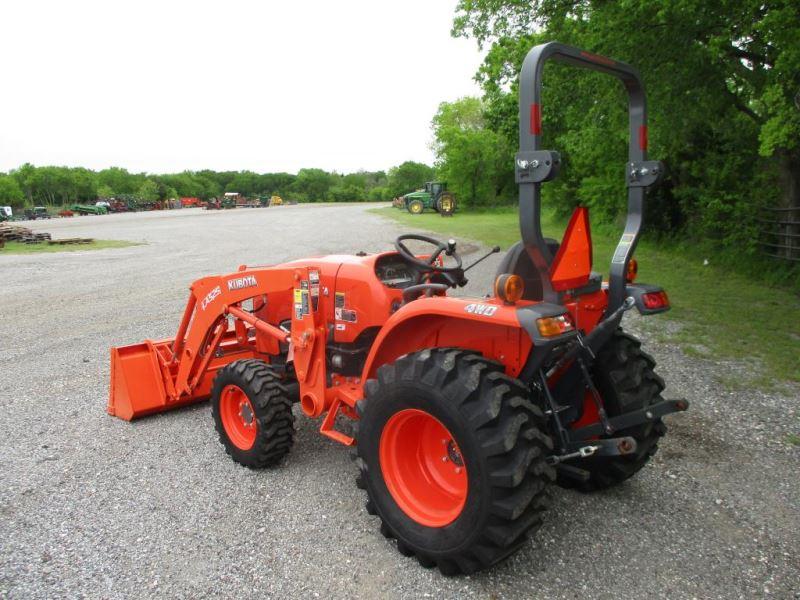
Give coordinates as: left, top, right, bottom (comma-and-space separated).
0, 239, 141, 254
373, 206, 800, 388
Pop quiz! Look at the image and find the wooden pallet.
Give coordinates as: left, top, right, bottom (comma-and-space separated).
0, 224, 51, 243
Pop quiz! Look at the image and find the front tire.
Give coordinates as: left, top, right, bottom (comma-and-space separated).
355, 348, 554, 575
211, 359, 295, 468
407, 199, 424, 214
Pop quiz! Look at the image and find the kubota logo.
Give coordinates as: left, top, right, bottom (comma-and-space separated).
227, 275, 257, 291
464, 303, 498, 317
201, 286, 221, 311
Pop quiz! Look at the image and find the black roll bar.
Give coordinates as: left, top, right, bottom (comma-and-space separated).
515, 42, 663, 312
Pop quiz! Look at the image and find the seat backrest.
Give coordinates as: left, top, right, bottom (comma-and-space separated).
495, 239, 560, 301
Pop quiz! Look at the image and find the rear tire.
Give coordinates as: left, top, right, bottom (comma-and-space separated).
559, 330, 667, 491
211, 359, 295, 468
436, 192, 456, 214
354, 348, 554, 575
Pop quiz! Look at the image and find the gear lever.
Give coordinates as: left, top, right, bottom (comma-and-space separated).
463, 245, 501, 272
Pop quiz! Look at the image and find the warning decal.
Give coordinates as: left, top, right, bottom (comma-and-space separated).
612, 233, 635, 264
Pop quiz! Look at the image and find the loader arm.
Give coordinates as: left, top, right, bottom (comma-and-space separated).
109, 266, 295, 421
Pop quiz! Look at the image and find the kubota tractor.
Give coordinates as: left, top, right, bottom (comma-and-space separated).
109, 42, 687, 575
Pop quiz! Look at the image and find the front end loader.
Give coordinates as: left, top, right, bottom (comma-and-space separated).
109, 42, 688, 575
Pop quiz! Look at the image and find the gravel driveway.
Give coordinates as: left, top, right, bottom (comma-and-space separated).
1, 204, 798, 599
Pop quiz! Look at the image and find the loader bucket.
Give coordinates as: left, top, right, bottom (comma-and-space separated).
108, 340, 175, 421
108, 335, 257, 421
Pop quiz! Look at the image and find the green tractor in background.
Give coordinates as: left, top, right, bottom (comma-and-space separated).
402, 181, 457, 215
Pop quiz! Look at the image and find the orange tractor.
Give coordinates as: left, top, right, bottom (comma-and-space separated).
109, 42, 687, 575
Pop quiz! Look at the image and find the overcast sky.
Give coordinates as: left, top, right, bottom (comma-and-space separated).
0, 0, 485, 175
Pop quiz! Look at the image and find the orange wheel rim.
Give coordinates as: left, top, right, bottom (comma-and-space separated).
220, 384, 257, 450
379, 409, 467, 527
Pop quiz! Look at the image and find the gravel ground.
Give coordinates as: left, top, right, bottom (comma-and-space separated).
1, 204, 798, 599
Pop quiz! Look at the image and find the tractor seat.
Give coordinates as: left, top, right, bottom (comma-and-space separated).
495, 239, 560, 301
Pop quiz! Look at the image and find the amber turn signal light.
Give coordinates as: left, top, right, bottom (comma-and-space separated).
626, 258, 638, 283
495, 274, 525, 304
536, 314, 574, 337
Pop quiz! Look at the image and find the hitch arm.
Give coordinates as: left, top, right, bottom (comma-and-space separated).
569, 398, 689, 441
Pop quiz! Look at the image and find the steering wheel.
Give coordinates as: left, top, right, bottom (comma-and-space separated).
394, 234, 463, 273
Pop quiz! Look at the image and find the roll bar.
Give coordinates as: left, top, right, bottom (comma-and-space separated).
515, 42, 663, 312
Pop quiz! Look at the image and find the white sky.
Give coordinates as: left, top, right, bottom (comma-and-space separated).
0, 0, 485, 175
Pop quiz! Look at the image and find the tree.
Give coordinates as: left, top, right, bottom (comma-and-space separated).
0, 163, 433, 209
0, 174, 25, 207
98, 167, 143, 195
432, 97, 513, 206
368, 186, 392, 201
97, 184, 114, 198
291, 168, 336, 202
387, 161, 435, 198
258, 172, 295, 197
138, 179, 160, 202
225, 171, 261, 196
452, 0, 800, 245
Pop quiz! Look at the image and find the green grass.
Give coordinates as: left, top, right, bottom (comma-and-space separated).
373, 206, 800, 388
0, 239, 141, 254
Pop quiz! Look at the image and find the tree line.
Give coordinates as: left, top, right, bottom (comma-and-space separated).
0, 161, 435, 208
431, 0, 798, 253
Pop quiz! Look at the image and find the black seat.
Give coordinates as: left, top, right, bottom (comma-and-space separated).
495, 239, 560, 301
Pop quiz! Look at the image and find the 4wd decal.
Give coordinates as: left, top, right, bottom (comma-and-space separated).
201, 286, 221, 311
227, 275, 257, 291
464, 303, 498, 317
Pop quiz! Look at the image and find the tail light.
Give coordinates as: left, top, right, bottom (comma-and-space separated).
536, 314, 574, 337
641, 290, 669, 310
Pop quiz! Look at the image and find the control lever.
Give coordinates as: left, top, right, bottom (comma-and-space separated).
463, 245, 501, 272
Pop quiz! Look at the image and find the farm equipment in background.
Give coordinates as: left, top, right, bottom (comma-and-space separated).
205, 197, 236, 210
269, 195, 283, 207
402, 182, 457, 215
24, 207, 52, 220
108, 42, 687, 576
181, 197, 201, 208
108, 198, 135, 213
223, 192, 241, 209
70, 204, 108, 216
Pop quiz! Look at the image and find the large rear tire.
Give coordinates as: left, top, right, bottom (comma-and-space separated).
354, 348, 554, 575
211, 359, 295, 468
435, 191, 456, 214
559, 330, 667, 491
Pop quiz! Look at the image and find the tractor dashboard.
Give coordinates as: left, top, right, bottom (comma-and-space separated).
374, 253, 416, 289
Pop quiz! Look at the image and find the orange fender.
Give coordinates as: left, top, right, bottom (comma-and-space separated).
361, 296, 535, 380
